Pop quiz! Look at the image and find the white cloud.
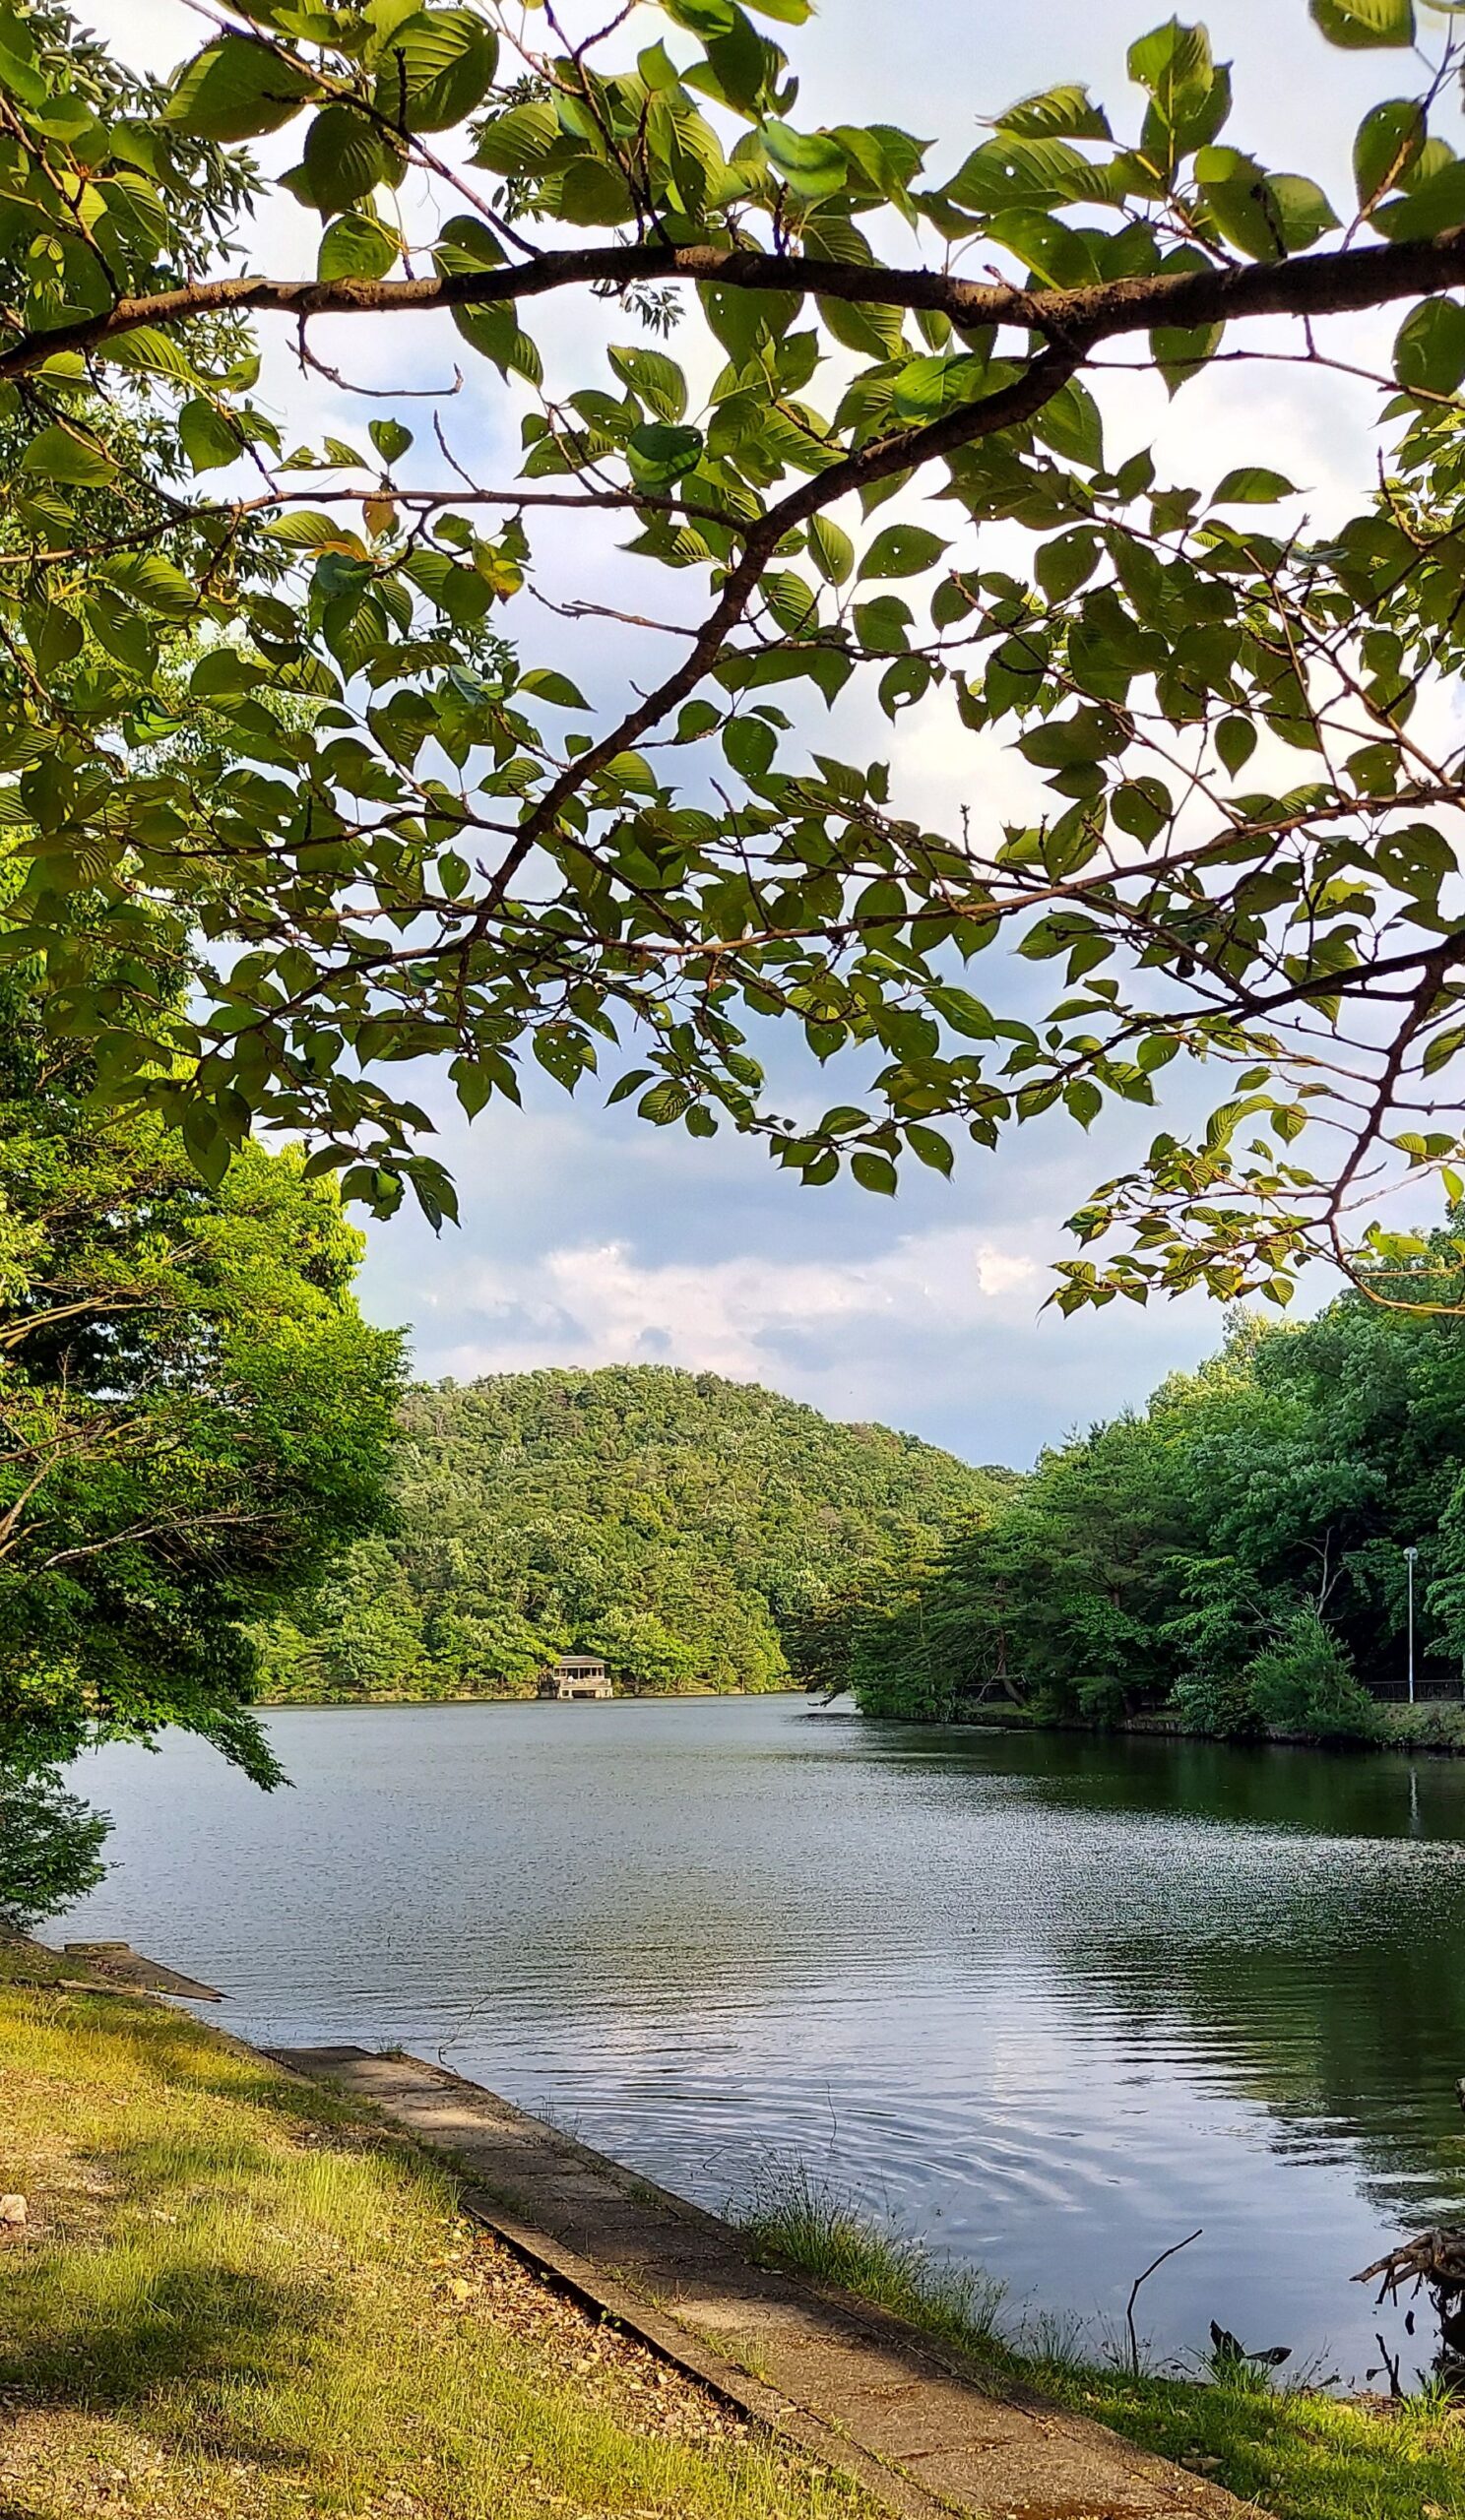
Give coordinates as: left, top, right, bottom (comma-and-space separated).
428, 1225, 1042, 1387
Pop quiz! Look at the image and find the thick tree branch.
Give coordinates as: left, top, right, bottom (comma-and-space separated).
12, 226, 1465, 382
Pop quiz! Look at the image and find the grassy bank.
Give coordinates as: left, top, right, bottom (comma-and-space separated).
11, 1944, 1465, 2520
0, 1945, 875, 2520
739, 2173, 1465, 2520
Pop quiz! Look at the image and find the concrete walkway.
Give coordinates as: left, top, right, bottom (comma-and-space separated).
276, 2046, 1248, 2520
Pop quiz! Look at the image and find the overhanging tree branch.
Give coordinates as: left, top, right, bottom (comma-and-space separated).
14, 225, 1465, 383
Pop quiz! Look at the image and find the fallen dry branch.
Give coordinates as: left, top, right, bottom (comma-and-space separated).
1355, 2232, 1465, 2302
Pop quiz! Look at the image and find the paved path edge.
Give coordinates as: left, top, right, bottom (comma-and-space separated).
272, 2045, 1251, 2520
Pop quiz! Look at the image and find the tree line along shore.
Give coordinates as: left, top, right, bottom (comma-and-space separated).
258, 1269, 1465, 1755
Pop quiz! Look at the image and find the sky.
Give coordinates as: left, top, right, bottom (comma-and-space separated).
101, 0, 1444, 1464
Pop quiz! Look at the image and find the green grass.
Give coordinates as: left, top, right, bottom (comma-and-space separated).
12, 1942, 1465, 2520
0, 1949, 879, 2520
739, 2165, 1010, 2357
740, 2168, 1465, 2520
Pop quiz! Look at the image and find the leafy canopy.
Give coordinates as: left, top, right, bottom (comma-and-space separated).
828, 1265, 1465, 1734
0, 951, 404, 1889
9, 0, 1465, 1299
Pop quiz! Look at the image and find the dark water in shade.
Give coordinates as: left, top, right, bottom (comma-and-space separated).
59, 1695, 1465, 2382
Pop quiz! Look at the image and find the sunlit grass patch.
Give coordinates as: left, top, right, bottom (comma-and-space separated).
0, 1979, 878, 2520
739, 2162, 1008, 2357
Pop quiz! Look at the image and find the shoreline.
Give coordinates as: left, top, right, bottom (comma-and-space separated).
253, 1683, 806, 1711
255, 1684, 1465, 1756
890, 1701, 1465, 1758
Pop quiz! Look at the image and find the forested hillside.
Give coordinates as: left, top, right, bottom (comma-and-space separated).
821, 1264, 1465, 1742
257, 1367, 1007, 1702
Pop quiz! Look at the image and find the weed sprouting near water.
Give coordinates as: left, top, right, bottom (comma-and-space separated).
738, 2162, 1008, 2356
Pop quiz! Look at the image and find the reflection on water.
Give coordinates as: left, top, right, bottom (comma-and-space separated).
62, 1697, 1465, 2379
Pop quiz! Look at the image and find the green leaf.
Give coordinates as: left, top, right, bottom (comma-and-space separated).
1393, 295, 1465, 395
808, 515, 855, 585
191, 648, 267, 701
1211, 467, 1297, 504
1216, 715, 1257, 776
558, 158, 636, 224
369, 414, 412, 462
947, 135, 1096, 213
664, 0, 737, 30
20, 423, 115, 486
627, 422, 705, 485
1037, 531, 1099, 600
1372, 156, 1465, 240
763, 570, 818, 633
472, 99, 558, 175
879, 655, 931, 715
1034, 376, 1105, 470
1152, 318, 1223, 394
372, 10, 498, 130
1127, 20, 1213, 98
25, 604, 84, 675
519, 666, 590, 710
1195, 146, 1286, 261
851, 1150, 898, 1194
108, 553, 200, 615
167, 35, 316, 141
432, 215, 506, 275
1269, 174, 1339, 252
608, 344, 688, 422
602, 750, 658, 793
318, 215, 400, 282
177, 398, 241, 473
697, 16, 772, 112
304, 105, 393, 213
701, 278, 802, 371
859, 523, 947, 580
854, 595, 912, 653
762, 119, 849, 199
1112, 777, 1169, 841
1353, 98, 1425, 209
1310, 0, 1414, 45
927, 985, 994, 1040
907, 1123, 954, 1174
453, 303, 542, 385
101, 328, 203, 386
889, 353, 989, 423
993, 84, 1112, 142
723, 714, 777, 779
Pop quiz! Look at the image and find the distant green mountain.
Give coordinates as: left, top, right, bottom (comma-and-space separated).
256, 1364, 1010, 1702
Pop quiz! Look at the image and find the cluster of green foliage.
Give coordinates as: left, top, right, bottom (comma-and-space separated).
255, 1363, 1003, 1701
823, 1268, 1465, 1738
0, 968, 404, 1923
2, 0, 1465, 1306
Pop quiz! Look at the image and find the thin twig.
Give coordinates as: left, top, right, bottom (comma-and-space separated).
1126, 2229, 1202, 2377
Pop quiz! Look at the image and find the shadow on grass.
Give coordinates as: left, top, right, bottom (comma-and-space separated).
0, 2246, 334, 2468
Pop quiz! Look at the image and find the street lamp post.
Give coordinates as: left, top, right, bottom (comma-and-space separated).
1404, 1545, 1419, 1707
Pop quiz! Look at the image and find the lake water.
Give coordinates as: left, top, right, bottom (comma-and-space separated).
60, 1694, 1465, 2385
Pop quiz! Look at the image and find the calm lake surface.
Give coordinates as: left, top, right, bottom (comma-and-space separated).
61, 1695, 1465, 2382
